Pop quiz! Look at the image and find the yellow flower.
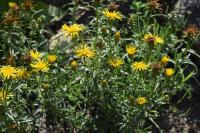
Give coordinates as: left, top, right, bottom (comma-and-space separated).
102, 9, 122, 21
47, 54, 57, 63
9, 2, 19, 10
115, 31, 121, 40
144, 33, 164, 45
100, 80, 108, 87
0, 90, 13, 102
165, 68, 174, 77
17, 67, 30, 79
136, 97, 148, 105
29, 50, 42, 60
70, 60, 78, 69
126, 45, 136, 55
0, 66, 18, 80
132, 61, 149, 71
161, 55, 170, 64
61, 24, 84, 38
108, 57, 124, 68
42, 83, 50, 90
101, 25, 107, 33
31, 60, 49, 72
75, 45, 95, 58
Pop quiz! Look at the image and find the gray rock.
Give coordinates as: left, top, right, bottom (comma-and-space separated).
174, 0, 200, 27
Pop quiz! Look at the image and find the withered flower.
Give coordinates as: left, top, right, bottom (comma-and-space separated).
21, 0, 33, 10
2, 12, 19, 24
151, 62, 163, 73
183, 25, 200, 38
147, 0, 162, 10
4, 54, 15, 65
108, 2, 119, 11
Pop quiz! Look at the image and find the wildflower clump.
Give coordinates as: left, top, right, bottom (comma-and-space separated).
0, 0, 198, 132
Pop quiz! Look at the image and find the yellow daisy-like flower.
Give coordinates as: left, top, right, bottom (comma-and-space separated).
47, 54, 57, 63
144, 33, 164, 45
102, 9, 122, 21
0, 66, 18, 80
126, 45, 137, 55
0, 90, 13, 102
75, 45, 95, 58
31, 60, 50, 72
132, 61, 149, 71
161, 55, 170, 64
136, 97, 148, 105
165, 68, 174, 77
9, 2, 19, 10
61, 24, 84, 38
29, 50, 42, 60
17, 67, 30, 79
108, 57, 124, 68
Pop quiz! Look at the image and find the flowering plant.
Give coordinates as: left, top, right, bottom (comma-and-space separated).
0, 0, 199, 132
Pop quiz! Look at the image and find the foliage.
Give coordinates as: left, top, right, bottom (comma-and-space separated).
0, 0, 199, 132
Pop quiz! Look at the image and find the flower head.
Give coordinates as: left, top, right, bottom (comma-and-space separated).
47, 54, 57, 63
29, 50, 42, 60
0, 66, 18, 80
21, 0, 33, 10
136, 97, 148, 105
183, 25, 200, 38
151, 62, 162, 73
0, 90, 13, 102
31, 60, 49, 72
161, 55, 170, 64
132, 61, 149, 71
144, 33, 164, 45
2, 12, 19, 24
115, 31, 121, 41
147, 0, 161, 10
17, 67, 30, 79
102, 9, 122, 21
70, 60, 78, 69
9, 2, 19, 10
61, 24, 84, 38
107, 2, 119, 11
165, 68, 174, 77
108, 57, 124, 68
100, 80, 108, 87
126, 45, 137, 55
75, 45, 95, 58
